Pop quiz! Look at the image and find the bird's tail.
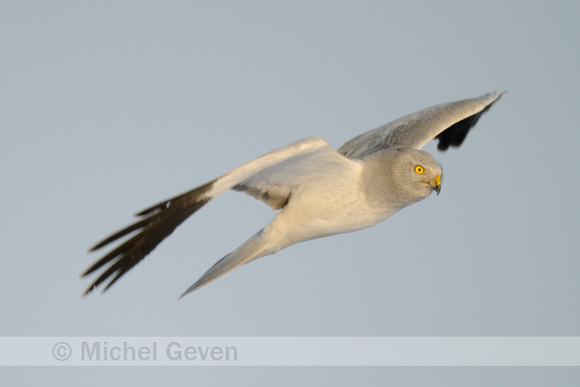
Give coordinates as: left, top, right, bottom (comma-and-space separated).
179, 230, 268, 298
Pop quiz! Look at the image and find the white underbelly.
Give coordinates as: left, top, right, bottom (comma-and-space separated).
264, 185, 396, 248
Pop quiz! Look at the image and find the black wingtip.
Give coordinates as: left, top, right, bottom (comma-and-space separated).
82, 285, 95, 298
435, 93, 503, 151
81, 179, 217, 296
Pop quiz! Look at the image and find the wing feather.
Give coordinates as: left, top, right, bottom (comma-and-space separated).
338, 91, 505, 159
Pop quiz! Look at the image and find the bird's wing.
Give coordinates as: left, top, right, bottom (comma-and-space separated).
82, 137, 353, 295
338, 91, 505, 159
233, 142, 361, 209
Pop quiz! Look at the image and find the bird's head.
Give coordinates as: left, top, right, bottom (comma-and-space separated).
374, 147, 443, 208
394, 148, 442, 197
361, 147, 442, 209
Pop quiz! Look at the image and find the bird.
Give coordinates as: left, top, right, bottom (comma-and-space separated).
82, 91, 504, 298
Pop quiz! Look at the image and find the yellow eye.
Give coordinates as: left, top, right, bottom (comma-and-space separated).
414, 165, 424, 174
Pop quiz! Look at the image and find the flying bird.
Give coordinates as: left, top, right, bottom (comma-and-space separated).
83, 91, 504, 298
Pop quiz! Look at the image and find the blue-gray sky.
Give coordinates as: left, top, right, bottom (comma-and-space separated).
2, 1, 579, 385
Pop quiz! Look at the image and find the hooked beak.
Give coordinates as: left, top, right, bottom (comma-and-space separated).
430, 175, 441, 195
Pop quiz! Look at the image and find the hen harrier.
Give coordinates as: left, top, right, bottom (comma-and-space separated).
82, 91, 504, 297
